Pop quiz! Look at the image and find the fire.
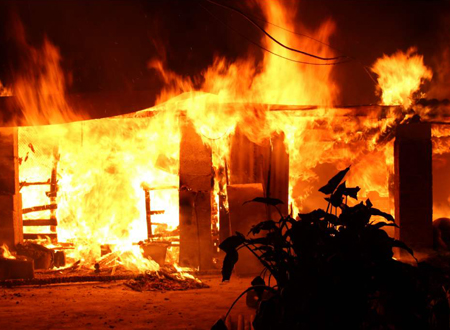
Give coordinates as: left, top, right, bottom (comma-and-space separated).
13, 39, 82, 125
20, 114, 181, 268
371, 47, 433, 109
14, 21, 181, 270
11, 1, 439, 272
253, 3, 338, 106
0, 80, 13, 97
0, 244, 16, 260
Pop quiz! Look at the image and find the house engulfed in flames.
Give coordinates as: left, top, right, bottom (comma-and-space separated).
0, 1, 448, 275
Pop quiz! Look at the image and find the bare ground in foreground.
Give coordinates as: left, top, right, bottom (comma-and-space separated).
0, 275, 254, 330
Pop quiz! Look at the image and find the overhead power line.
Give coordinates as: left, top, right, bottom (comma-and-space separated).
204, 0, 351, 61
198, 2, 352, 66
245, 12, 346, 56
242, 11, 378, 84
199, 0, 378, 83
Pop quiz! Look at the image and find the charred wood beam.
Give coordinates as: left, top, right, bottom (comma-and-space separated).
149, 210, 165, 215
143, 186, 167, 239
22, 219, 58, 226
144, 189, 152, 238
22, 204, 57, 214
141, 184, 178, 191
23, 233, 57, 240
20, 180, 50, 188
49, 147, 59, 234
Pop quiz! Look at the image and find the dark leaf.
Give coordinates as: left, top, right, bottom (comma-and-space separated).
244, 197, 284, 206
211, 319, 228, 330
370, 208, 395, 222
324, 213, 339, 225
248, 237, 271, 246
318, 166, 350, 195
392, 239, 415, 257
339, 202, 371, 228
298, 209, 327, 222
222, 249, 239, 281
251, 276, 266, 287
252, 245, 272, 252
327, 181, 352, 207
371, 222, 399, 230
251, 276, 266, 300
343, 186, 360, 199
259, 250, 277, 261
329, 191, 344, 207
248, 220, 277, 235
219, 235, 245, 253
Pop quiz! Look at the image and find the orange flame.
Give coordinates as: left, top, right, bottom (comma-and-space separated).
0, 80, 13, 97
371, 47, 432, 109
0, 244, 16, 259
15, 1, 430, 271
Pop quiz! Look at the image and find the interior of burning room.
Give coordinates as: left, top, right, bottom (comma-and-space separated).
1, 0, 450, 329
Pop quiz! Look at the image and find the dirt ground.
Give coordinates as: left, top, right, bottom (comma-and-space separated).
0, 275, 255, 330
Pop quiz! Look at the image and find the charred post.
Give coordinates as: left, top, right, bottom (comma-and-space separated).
230, 128, 289, 218
0, 127, 22, 249
394, 122, 433, 250
179, 118, 213, 270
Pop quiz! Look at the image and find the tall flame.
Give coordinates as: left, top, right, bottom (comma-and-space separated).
371, 47, 432, 108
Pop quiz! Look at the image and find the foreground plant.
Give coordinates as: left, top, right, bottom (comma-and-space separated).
212, 167, 449, 330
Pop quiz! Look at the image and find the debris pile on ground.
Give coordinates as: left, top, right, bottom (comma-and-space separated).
125, 266, 209, 292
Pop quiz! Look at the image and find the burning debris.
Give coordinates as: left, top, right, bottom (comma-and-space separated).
125, 265, 209, 292
0, 243, 206, 292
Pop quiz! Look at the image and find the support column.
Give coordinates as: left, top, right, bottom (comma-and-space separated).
179, 118, 213, 270
229, 128, 289, 218
267, 132, 289, 218
0, 127, 22, 249
394, 122, 432, 250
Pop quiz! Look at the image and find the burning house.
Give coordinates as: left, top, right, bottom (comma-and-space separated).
0, 0, 450, 329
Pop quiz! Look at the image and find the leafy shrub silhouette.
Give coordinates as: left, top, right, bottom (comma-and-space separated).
212, 167, 449, 330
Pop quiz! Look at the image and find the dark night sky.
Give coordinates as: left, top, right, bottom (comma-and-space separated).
0, 0, 449, 118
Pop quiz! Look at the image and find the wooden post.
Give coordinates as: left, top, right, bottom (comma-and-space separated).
229, 128, 289, 218
144, 189, 152, 238
267, 132, 289, 218
227, 183, 265, 275
394, 122, 433, 250
48, 146, 59, 235
0, 127, 22, 249
179, 118, 213, 270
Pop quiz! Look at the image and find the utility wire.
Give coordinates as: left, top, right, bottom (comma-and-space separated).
198, 3, 352, 66
248, 13, 379, 84
204, 0, 351, 61
201, 0, 378, 83
246, 12, 347, 56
